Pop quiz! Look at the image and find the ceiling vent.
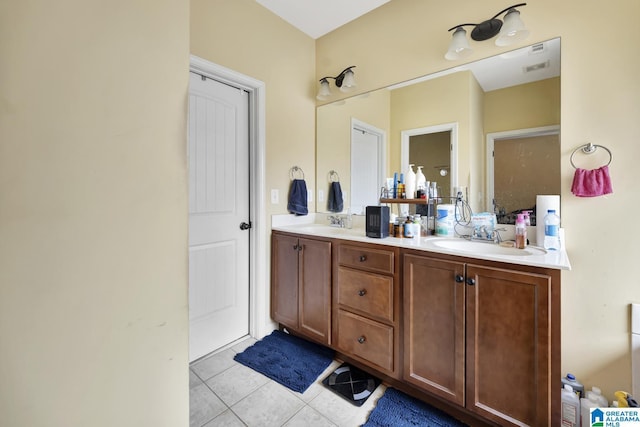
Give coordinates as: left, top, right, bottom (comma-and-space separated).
523, 60, 550, 73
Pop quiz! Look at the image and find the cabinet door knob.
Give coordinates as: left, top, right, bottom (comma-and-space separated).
455, 274, 464, 283
359, 255, 367, 262
357, 336, 366, 344
358, 289, 367, 297
466, 278, 476, 286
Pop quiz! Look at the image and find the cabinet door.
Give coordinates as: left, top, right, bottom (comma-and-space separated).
403, 254, 465, 406
466, 264, 551, 426
299, 237, 332, 345
270, 233, 299, 328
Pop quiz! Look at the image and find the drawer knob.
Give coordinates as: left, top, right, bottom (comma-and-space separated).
359, 255, 367, 262
357, 336, 366, 344
358, 289, 367, 297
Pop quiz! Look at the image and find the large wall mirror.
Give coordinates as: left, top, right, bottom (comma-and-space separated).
316, 38, 560, 224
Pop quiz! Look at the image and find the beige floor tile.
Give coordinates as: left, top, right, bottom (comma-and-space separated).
203, 409, 245, 427
190, 382, 227, 427
283, 406, 337, 427
206, 363, 270, 406
231, 381, 305, 427
191, 348, 237, 381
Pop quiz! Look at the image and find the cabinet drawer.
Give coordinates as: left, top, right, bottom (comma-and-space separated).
338, 244, 394, 274
337, 266, 393, 322
336, 309, 394, 372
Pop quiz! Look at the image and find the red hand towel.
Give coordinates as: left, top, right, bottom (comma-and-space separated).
571, 165, 613, 197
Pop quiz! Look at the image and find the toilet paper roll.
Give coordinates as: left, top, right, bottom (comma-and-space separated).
536, 195, 560, 246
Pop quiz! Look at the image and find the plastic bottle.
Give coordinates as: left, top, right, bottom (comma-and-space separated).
515, 213, 527, 249
544, 209, 561, 250
405, 164, 416, 199
562, 373, 585, 399
581, 392, 599, 427
588, 386, 608, 407
416, 166, 427, 199
561, 384, 581, 427
522, 210, 532, 226
404, 216, 414, 238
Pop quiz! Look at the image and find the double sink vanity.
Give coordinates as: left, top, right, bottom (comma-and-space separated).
270, 215, 570, 426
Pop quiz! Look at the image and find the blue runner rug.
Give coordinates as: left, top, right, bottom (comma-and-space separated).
363, 388, 468, 427
233, 330, 335, 393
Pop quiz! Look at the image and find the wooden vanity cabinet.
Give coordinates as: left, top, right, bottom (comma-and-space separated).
403, 250, 559, 427
270, 232, 332, 346
333, 242, 401, 378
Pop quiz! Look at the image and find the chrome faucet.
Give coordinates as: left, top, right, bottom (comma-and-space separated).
471, 226, 505, 243
327, 213, 352, 228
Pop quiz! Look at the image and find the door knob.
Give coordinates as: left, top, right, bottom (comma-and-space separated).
239, 221, 252, 230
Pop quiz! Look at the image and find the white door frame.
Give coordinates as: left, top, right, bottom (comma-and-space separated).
485, 125, 560, 213
401, 123, 458, 192
189, 55, 269, 342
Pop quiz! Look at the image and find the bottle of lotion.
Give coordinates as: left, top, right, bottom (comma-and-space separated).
405, 164, 416, 199
515, 213, 527, 249
416, 166, 426, 199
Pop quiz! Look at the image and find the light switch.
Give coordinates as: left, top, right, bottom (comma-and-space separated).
318, 190, 324, 202
307, 189, 313, 203
271, 189, 279, 204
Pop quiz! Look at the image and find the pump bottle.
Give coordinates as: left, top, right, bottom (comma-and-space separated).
416, 166, 427, 199
405, 164, 416, 199
515, 213, 527, 249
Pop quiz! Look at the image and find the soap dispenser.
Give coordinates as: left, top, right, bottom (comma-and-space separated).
416, 166, 426, 199
405, 164, 416, 199
515, 213, 527, 249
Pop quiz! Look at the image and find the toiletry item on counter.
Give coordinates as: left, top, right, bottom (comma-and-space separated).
416, 166, 426, 199
580, 392, 599, 427
515, 214, 527, 249
436, 204, 456, 237
393, 172, 398, 198
405, 164, 416, 199
536, 195, 560, 245
587, 387, 608, 407
544, 209, 561, 250
561, 385, 580, 427
614, 391, 640, 408
562, 373, 585, 399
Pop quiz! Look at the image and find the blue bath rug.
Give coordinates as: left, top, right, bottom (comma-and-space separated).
363, 388, 468, 427
233, 330, 335, 393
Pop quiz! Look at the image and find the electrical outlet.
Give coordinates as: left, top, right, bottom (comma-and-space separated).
307, 189, 313, 203
318, 190, 324, 202
271, 189, 279, 204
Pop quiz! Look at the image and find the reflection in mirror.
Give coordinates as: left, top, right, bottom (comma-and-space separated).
316, 38, 560, 223
487, 126, 560, 225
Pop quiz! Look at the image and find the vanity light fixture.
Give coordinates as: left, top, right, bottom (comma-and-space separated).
316, 66, 357, 100
445, 3, 529, 61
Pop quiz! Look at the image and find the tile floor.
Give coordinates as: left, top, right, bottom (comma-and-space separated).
189, 337, 386, 427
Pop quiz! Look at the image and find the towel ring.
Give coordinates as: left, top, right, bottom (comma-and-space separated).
289, 166, 305, 180
328, 170, 340, 182
570, 143, 612, 169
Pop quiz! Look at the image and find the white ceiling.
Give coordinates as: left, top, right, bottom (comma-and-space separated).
255, 0, 390, 39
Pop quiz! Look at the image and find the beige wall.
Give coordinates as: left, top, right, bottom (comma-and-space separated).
318, 0, 640, 398
0, 1, 190, 426
485, 77, 561, 134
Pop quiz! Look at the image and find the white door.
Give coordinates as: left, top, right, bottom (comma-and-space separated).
351, 121, 385, 215
188, 72, 250, 361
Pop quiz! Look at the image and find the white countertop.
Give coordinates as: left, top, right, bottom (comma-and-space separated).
271, 217, 571, 271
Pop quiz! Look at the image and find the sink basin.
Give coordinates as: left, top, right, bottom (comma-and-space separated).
291, 225, 365, 237
428, 238, 547, 257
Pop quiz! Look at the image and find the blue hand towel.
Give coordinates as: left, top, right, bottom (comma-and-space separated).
288, 179, 308, 215
327, 181, 343, 212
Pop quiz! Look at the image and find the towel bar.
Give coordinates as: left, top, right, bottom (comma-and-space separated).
570, 143, 612, 169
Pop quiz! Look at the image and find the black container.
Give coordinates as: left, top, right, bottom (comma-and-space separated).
365, 206, 389, 238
